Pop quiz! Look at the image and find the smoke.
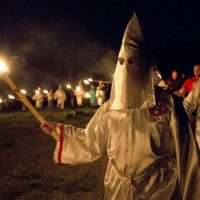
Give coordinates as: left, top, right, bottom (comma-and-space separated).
0, 20, 116, 94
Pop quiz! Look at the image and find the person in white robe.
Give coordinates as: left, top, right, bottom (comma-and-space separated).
32, 87, 44, 110
96, 80, 106, 106
74, 83, 85, 107
183, 79, 200, 149
41, 13, 200, 200
54, 84, 66, 110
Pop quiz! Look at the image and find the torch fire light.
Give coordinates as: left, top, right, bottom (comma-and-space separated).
85, 92, 91, 98
35, 90, 40, 94
20, 89, 27, 95
8, 94, 15, 100
0, 59, 59, 141
8, 94, 24, 102
76, 86, 81, 91
66, 84, 71, 89
43, 90, 48, 94
83, 80, 90, 85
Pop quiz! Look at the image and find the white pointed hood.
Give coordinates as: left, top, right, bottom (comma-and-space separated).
110, 13, 155, 110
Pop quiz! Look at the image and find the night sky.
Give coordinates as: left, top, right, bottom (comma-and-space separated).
0, 0, 200, 93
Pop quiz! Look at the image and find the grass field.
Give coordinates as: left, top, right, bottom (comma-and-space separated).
0, 108, 106, 200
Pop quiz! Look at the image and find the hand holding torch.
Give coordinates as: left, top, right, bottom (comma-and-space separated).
0, 60, 59, 141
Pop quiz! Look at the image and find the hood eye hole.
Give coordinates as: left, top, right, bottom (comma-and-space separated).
118, 58, 124, 65
128, 59, 136, 64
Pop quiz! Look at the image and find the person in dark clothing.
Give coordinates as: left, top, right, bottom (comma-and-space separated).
166, 70, 184, 92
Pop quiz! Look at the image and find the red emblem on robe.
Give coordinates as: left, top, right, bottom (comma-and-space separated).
148, 101, 168, 116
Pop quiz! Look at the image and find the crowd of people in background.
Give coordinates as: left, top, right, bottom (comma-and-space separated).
155, 64, 200, 149
156, 64, 200, 98
0, 79, 111, 112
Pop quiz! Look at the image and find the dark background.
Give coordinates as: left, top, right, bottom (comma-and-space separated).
0, 0, 200, 93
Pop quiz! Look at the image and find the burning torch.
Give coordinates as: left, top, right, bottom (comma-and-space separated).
0, 59, 59, 141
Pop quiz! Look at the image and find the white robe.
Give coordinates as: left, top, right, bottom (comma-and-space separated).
32, 92, 44, 109
53, 98, 200, 200
183, 79, 200, 149
54, 89, 66, 109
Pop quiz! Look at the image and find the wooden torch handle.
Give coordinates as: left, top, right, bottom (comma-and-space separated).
1, 74, 60, 141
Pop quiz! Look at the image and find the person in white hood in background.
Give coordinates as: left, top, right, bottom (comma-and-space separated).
41, 13, 200, 200
96, 80, 106, 106
32, 87, 44, 110
54, 84, 66, 110
74, 81, 85, 107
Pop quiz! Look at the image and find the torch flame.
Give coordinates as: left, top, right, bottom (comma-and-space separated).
35, 90, 39, 94
84, 80, 90, 85
85, 92, 91, 98
0, 60, 8, 73
43, 90, 48, 94
76, 86, 81, 91
8, 94, 15, 99
20, 89, 27, 94
66, 84, 71, 89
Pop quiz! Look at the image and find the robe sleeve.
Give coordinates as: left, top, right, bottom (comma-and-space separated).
183, 80, 200, 115
53, 101, 110, 164
168, 95, 200, 199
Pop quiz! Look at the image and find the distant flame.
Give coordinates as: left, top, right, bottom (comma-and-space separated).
66, 84, 71, 89
76, 86, 81, 91
84, 80, 90, 85
8, 94, 15, 99
20, 89, 27, 94
85, 92, 91, 98
43, 90, 48, 94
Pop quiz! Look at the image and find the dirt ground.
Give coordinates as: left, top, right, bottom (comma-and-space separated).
0, 108, 106, 200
